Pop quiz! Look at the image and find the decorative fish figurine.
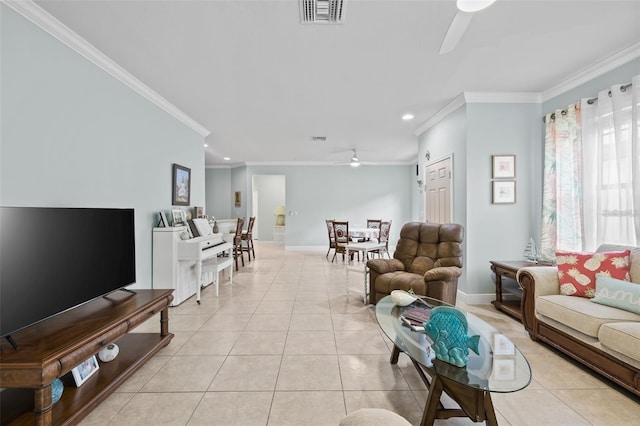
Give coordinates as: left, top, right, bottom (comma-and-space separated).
423, 306, 480, 367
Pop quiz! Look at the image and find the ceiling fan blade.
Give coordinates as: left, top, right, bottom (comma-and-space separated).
439, 11, 473, 55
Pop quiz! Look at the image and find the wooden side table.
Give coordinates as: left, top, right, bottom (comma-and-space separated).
490, 260, 540, 322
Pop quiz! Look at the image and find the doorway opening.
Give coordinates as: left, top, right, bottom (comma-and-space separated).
251, 175, 286, 242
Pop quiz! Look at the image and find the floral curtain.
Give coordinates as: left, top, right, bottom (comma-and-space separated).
541, 103, 582, 254
541, 74, 639, 254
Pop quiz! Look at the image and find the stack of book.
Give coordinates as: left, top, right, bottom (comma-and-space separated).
400, 306, 431, 332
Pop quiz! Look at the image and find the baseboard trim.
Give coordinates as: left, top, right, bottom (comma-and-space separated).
456, 290, 495, 305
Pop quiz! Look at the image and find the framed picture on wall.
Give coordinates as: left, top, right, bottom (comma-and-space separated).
234, 191, 241, 208
172, 163, 191, 206
492, 180, 516, 204
492, 155, 516, 179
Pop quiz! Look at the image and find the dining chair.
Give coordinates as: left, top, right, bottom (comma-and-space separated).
233, 217, 245, 270
332, 221, 349, 262
241, 216, 256, 261
366, 219, 382, 242
371, 220, 391, 259
332, 221, 359, 262
325, 219, 336, 259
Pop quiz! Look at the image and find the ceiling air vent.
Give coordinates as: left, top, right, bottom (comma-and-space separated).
300, 0, 346, 24
311, 136, 327, 142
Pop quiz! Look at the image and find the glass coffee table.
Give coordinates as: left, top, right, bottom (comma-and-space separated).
376, 295, 531, 426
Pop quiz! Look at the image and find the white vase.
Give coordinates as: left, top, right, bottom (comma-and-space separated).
98, 343, 119, 362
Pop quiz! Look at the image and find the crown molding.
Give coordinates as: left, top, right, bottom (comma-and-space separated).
244, 161, 415, 167
414, 94, 466, 136
415, 43, 640, 135
542, 41, 640, 102
463, 92, 541, 103
3, 0, 210, 138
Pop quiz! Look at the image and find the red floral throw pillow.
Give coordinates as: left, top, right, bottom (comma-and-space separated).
556, 250, 631, 298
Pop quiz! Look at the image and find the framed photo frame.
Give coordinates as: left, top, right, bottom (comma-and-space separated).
172, 163, 191, 206
492, 180, 516, 204
158, 211, 169, 227
172, 209, 185, 226
492, 155, 516, 179
234, 191, 241, 208
71, 355, 100, 387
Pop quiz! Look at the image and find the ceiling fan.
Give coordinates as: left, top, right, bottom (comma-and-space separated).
439, 0, 497, 55
334, 149, 375, 167
349, 149, 360, 167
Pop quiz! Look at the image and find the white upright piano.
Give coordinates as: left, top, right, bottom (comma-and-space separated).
153, 226, 232, 305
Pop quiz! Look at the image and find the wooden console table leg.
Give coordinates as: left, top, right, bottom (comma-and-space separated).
494, 270, 503, 306
160, 306, 169, 337
33, 385, 53, 426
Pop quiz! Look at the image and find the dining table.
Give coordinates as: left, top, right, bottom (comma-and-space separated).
348, 227, 379, 241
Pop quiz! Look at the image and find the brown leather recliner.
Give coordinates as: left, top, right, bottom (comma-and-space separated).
366, 222, 464, 305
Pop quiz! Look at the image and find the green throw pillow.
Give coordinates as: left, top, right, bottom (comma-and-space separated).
591, 276, 640, 315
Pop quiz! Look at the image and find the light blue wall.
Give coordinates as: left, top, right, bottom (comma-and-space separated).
1, 6, 206, 289
205, 168, 232, 219
417, 105, 468, 228
417, 106, 469, 290
230, 166, 248, 219
417, 102, 541, 296
415, 57, 638, 299
466, 102, 542, 294
243, 165, 414, 247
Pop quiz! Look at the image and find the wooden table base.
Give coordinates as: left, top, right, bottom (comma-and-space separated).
390, 345, 498, 426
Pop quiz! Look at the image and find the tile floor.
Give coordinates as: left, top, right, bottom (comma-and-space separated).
79, 243, 640, 425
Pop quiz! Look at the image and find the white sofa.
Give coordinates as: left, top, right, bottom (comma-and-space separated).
517, 244, 640, 397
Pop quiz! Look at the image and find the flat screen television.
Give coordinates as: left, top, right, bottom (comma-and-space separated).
0, 207, 136, 342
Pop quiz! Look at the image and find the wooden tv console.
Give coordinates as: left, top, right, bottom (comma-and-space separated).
0, 289, 174, 425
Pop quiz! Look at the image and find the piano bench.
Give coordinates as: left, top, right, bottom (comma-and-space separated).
201, 257, 234, 297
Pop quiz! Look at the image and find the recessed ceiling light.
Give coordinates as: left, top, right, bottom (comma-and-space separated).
457, 0, 497, 13
203, 143, 208, 147
402, 113, 414, 121
223, 157, 230, 161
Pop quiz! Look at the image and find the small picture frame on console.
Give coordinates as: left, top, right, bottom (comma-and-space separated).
158, 211, 169, 227
71, 355, 100, 387
172, 209, 185, 226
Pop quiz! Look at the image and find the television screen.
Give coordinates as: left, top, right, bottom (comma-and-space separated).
0, 207, 136, 338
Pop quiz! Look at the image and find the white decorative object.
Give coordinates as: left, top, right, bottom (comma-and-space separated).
523, 237, 539, 261
98, 343, 119, 362
390, 290, 418, 306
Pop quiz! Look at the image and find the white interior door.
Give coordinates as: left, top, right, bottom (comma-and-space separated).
424, 155, 452, 224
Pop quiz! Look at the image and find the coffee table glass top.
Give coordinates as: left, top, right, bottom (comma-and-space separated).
376, 295, 532, 393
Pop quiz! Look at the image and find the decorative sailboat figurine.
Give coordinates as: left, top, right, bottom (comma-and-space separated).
523, 237, 539, 262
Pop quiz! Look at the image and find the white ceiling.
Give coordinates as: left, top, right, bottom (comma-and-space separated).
33, 0, 640, 166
